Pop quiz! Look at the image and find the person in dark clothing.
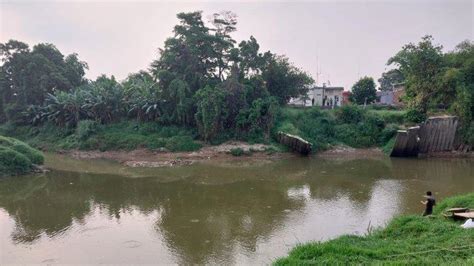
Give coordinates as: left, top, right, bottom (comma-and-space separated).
421, 191, 436, 216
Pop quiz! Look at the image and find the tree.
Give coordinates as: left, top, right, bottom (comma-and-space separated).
350, 77, 377, 105
378, 69, 404, 91
194, 85, 227, 141
262, 55, 313, 105
388, 35, 444, 113
0, 40, 87, 124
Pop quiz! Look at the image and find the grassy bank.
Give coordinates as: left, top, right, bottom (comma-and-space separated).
0, 135, 44, 176
274, 106, 407, 152
275, 193, 474, 265
0, 120, 202, 152
0, 106, 407, 154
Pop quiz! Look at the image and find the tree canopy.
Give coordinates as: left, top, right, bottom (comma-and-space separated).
350, 77, 377, 105
0, 40, 88, 123
0, 11, 313, 143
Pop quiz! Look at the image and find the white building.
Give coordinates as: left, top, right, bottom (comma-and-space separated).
289, 85, 344, 108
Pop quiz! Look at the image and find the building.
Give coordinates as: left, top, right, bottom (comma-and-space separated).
393, 84, 405, 106
376, 90, 394, 105
375, 83, 405, 106
342, 91, 351, 105
289, 84, 344, 108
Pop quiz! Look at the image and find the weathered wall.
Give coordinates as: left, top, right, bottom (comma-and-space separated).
418, 116, 458, 153
390, 126, 420, 157
390, 116, 470, 157
277, 132, 312, 155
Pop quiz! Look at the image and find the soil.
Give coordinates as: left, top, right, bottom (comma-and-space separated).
65, 141, 293, 168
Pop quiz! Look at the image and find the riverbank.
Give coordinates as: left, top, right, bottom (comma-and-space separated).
0, 135, 45, 176
63, 141, 289, 167
275, 193, 474, 265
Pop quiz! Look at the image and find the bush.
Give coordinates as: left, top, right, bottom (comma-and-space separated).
76, 120, 100, 140
405, 107, 427, 123
0, 135, 44, 176
229, 147, 245, 156
378, 123, 399, 145
0, 135, 44, 164
0, 147, 32, 176
335, 105, 365, 124
165, 136, 202, 152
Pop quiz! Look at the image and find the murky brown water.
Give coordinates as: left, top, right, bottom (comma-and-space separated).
1, 154, 473, 264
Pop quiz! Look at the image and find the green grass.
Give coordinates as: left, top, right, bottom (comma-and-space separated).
0, 135, 44, 176
0, 121, 202, 152
274, 106, 405, 152
275, 193, 474, 265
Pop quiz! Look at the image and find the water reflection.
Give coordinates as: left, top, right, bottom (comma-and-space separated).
0, 156, 472, 264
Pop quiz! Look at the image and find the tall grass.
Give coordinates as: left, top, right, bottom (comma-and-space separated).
274, 106, 404, 152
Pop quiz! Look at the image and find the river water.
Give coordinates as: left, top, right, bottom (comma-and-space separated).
0, 153, 473, 264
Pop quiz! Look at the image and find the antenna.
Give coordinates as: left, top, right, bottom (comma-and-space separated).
315, 56, 322, 86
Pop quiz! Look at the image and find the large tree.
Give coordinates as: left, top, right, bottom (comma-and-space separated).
150, 11, 313, 128
0, 40, 87, 123
350, 76, 377, 105
262, 55, 313, 105
387, 35, 444, 112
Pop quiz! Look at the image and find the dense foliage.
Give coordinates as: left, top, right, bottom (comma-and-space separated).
275, 192, 474, 265
0, 41, 88, 124
1, 15, 472, 150
0, 135, 44, 176
388, 36, 474, 143
274, 105, 404, 151
0, 11, 312, 144
350, 76, 377, 105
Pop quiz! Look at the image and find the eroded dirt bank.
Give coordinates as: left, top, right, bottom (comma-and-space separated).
58, 142, 393, 168
64, 141, 291, 167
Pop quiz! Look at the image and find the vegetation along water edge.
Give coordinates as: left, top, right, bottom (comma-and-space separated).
0, 135, 44, 176
274, 192, 474, 265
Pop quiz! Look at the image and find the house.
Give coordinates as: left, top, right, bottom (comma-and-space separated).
289, 84, 344, 108
376, 90, 394, 105
342, 91, 351, 105
375, 83, 405, 107
393, 84, 405, 106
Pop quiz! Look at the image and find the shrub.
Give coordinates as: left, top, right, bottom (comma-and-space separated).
335, 105, 365, 124
10, 142, 44, 164
0, 135, 44, 164
0, 135, 44, 176
146, 137, 167, 150
165, 136, 202, 152
378, 124, 399, 145
405, 107, 427, 123
229, 147, 245, 156
76, 120, 100, 140
0, 147, 32, 176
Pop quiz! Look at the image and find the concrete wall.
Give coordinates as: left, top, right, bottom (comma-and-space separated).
390, 116, 470, 157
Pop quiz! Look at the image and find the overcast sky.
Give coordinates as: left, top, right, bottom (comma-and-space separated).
1, 0, 472, 90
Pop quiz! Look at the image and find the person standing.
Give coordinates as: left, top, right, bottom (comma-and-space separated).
421, 191, 436, 216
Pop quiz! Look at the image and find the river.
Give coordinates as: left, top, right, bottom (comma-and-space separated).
0, 153, 473, 264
